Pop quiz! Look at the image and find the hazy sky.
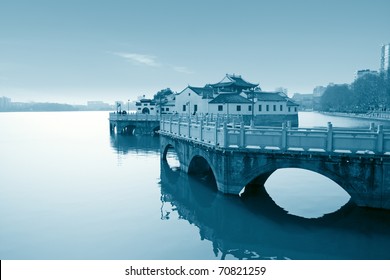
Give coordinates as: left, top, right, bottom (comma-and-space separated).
1, 0, 389, 104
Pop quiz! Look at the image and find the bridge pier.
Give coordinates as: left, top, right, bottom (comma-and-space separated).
160, 134, 390, 210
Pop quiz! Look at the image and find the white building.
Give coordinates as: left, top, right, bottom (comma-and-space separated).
175, 86, 214, 115
135, 98, 157, 115
381, 43, 390, 74
133, 74, 299, 126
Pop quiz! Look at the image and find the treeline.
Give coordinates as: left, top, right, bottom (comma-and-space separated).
0, 102, 78, 112
320, 71, 390, 113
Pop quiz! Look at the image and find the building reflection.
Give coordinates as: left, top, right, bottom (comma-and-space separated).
159, 160, 390, 260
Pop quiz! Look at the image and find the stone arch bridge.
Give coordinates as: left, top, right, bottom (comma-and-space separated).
160, 116, 390, 210
109, 112, 160, 135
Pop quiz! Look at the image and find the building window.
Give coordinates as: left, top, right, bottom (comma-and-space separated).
295, 107, 297, 112
280, 105, 283, 111
273, 105, 276, 111
138, 108, 141, 110
144, 104, 147, 106
183, 105, 186, 112
194, 104, 198, 112
151, 107, 154, 110
288, 107, 291, 112
248, 105, 252, 111
266, 105, 269, 111
259, 104, 262, 111
218, 105, 223, 111
236, 105, 241, 112
166, 108, 169, 112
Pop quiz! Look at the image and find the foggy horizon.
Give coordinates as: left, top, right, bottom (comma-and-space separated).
1, 0, 389, 104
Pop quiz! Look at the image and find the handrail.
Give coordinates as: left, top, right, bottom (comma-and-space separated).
160, 117, 390, 154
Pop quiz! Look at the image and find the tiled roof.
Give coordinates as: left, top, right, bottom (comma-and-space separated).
254, 91, 288, 101
286, 100, 299, 106
210, 74, 258, 89
188, 86, 214, 99
209, 93, 251, 104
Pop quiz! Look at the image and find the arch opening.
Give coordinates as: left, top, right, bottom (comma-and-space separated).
243, 168, 351, 219
163, 144, 180, 171
188, 156, 217, 191
152, 126, 160, 135
142, 107, 150, 114
122, 125, 136, 135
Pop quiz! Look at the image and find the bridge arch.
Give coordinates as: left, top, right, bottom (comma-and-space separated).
188, 155, 218, 190
240, 158, 357, 204
161, 143, 181, 170
122, 125, 136, 135
152, 125, 160, 135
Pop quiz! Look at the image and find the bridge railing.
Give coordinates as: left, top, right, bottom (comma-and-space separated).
160, 116, 390, 154
109, 112, 160, 121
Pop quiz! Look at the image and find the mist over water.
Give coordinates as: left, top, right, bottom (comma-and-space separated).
1, 111, 390, 259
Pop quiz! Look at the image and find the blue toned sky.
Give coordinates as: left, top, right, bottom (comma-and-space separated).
0, 0, 389, 104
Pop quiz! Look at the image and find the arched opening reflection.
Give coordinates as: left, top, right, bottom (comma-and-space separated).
164, 145, 180, 170
263, 168, 351, 218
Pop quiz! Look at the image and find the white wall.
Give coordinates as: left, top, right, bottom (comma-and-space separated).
175, 87, 206, 115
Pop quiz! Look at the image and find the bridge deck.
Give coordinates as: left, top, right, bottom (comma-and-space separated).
160, 116, 390, 155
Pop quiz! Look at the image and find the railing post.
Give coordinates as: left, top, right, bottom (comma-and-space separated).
200, 119, 203, 142
169, 115, 173, 133
240, 122, 245, 148
326, 122, 333, 152
281, 122, 287, 150
222, 121, 228, 148
188, 117, 191, 138
377, 124, 384, 153
370, 122, 375, 132
178, 116, 181, 135
214, 118, 219, 147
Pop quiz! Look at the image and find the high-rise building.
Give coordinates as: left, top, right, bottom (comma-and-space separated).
381, 43, 390, 73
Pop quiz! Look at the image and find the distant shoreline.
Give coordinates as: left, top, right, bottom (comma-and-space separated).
317, 111, 390, 122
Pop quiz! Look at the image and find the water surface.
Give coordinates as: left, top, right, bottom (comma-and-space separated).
1, 111, 390, 259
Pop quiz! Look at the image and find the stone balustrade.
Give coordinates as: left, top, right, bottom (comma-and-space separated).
160, 116, 390, 154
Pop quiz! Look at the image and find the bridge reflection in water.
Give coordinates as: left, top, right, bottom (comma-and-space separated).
159, 160, 390, 260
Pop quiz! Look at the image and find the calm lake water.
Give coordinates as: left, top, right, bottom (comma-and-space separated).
1, 111, 390, 260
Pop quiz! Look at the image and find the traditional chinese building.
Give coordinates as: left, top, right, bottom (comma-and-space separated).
174, 74, 298, 126
135, 98, 157, 115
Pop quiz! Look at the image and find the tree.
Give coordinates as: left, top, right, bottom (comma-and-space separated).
153, 88, 174, 102
320, 84, 352, 112
351, 73, 385, 112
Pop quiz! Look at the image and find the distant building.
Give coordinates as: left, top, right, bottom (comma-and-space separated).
381, 43, 390, 74
313, 86, 326, 97
292, 93, 313, 110
355, 69, 379, 80
0, 96, 11, 110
